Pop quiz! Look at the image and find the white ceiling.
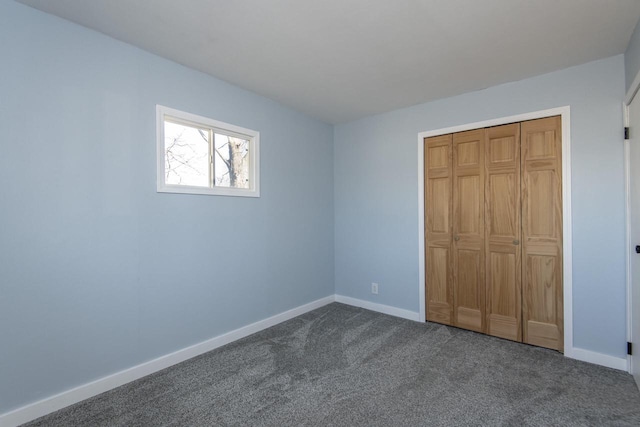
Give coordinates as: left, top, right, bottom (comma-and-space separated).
17, 0, 640, 124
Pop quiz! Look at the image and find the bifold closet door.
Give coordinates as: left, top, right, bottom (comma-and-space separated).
521, 116, 563, 352
425, 117, 563, 351
452, 130, 485, 332
425, 134, 453, 325
485, 124, 522, 341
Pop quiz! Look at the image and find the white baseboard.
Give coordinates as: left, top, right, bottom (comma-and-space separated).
334, 294, 420, 321
567, 347, 628, 371
0, 295, 335, 427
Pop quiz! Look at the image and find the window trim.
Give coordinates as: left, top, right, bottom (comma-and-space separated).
156, 105, 260, 197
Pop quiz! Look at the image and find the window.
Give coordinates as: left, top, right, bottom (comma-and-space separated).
156, 105, 260, 197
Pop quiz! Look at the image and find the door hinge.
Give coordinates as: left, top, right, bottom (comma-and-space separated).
625, 127, 630, 140
628, 341, 633, 356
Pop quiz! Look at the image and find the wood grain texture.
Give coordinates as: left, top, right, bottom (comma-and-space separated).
452, 129, 485, 332
425, 134, 454, 325
521, 116, 563, 352
485, 123, 522, 342
425, 117, 563, 353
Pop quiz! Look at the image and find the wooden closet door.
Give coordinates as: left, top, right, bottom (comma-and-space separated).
521, 116, 563, 352
452, 130, 485, 332
425, 134, 453, 325
485, 124, 522, 341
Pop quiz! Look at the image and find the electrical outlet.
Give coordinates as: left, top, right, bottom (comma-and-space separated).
371, 282, 379, 294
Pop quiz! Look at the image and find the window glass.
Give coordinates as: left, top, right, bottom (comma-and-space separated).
164, 120, 210, 187
157, 105, 260, 197
214, 133, 250, 188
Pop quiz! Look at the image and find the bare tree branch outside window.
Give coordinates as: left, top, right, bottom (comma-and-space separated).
164, 120, 250, 189
164, 122, 209, 187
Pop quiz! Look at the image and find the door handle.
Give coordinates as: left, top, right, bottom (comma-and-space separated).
636, 245, 640, 254
454, 235, 460, 241
513, 239, 520, 245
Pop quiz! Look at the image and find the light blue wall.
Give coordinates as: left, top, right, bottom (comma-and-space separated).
0, 1, 334, 413
334, 55, 627, 359
625, 18, 640, 92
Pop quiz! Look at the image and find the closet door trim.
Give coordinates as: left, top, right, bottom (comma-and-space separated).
418, 106, 573, 356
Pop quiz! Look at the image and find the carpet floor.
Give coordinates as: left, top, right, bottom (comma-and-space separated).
24, 303, 640, 426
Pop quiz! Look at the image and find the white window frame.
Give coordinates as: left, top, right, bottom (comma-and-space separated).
156, 105, 260, 197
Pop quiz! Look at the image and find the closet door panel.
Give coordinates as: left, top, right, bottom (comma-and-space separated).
430, 178, 450, 232
488, 173, 517, 236
488, 250, 518, 339
453, 130, 485, 332
485, 124, 521, 341
521, 117, 563, 352
458, 175, 481, 233
425, 135, 454, 325
456, 248, 482, 329
426, 247, 451, 323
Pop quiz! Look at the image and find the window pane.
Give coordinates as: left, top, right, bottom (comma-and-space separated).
164, 121, 210, 187
214, 133, 250, 188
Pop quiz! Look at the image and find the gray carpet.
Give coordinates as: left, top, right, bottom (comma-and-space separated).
24, 303, 640, 426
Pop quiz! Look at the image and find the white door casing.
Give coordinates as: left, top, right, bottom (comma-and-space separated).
627, 94, 640, 386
